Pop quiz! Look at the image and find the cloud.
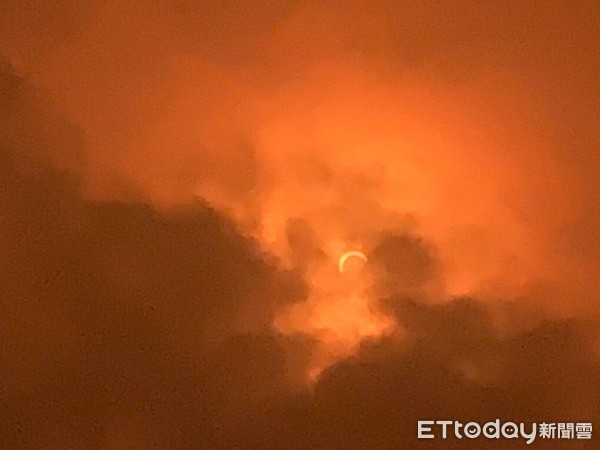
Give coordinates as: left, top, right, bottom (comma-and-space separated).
0, 59, 306, 447
1, 1, 597, 310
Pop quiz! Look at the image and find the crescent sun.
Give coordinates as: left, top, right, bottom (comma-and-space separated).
338, 251, 368, 273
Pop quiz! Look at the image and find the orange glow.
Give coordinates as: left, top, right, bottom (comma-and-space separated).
3, 0, 596, 386
1, 2, 600, 446
274, 247, 395, 380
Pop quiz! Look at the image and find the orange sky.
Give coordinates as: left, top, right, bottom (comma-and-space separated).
0, 1, 599, 447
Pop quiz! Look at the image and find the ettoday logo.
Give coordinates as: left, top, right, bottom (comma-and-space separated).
418, 420, 593, 445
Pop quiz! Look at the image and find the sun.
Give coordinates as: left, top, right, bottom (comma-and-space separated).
338, 250, 368, 273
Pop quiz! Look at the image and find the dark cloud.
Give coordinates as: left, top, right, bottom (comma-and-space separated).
0, 60, 304, 448
369, 233, 441, 298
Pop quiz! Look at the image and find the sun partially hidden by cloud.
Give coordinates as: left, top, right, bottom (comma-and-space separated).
275, 246, 395, 380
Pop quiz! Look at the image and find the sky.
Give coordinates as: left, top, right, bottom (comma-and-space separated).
0, 1, 599, 448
